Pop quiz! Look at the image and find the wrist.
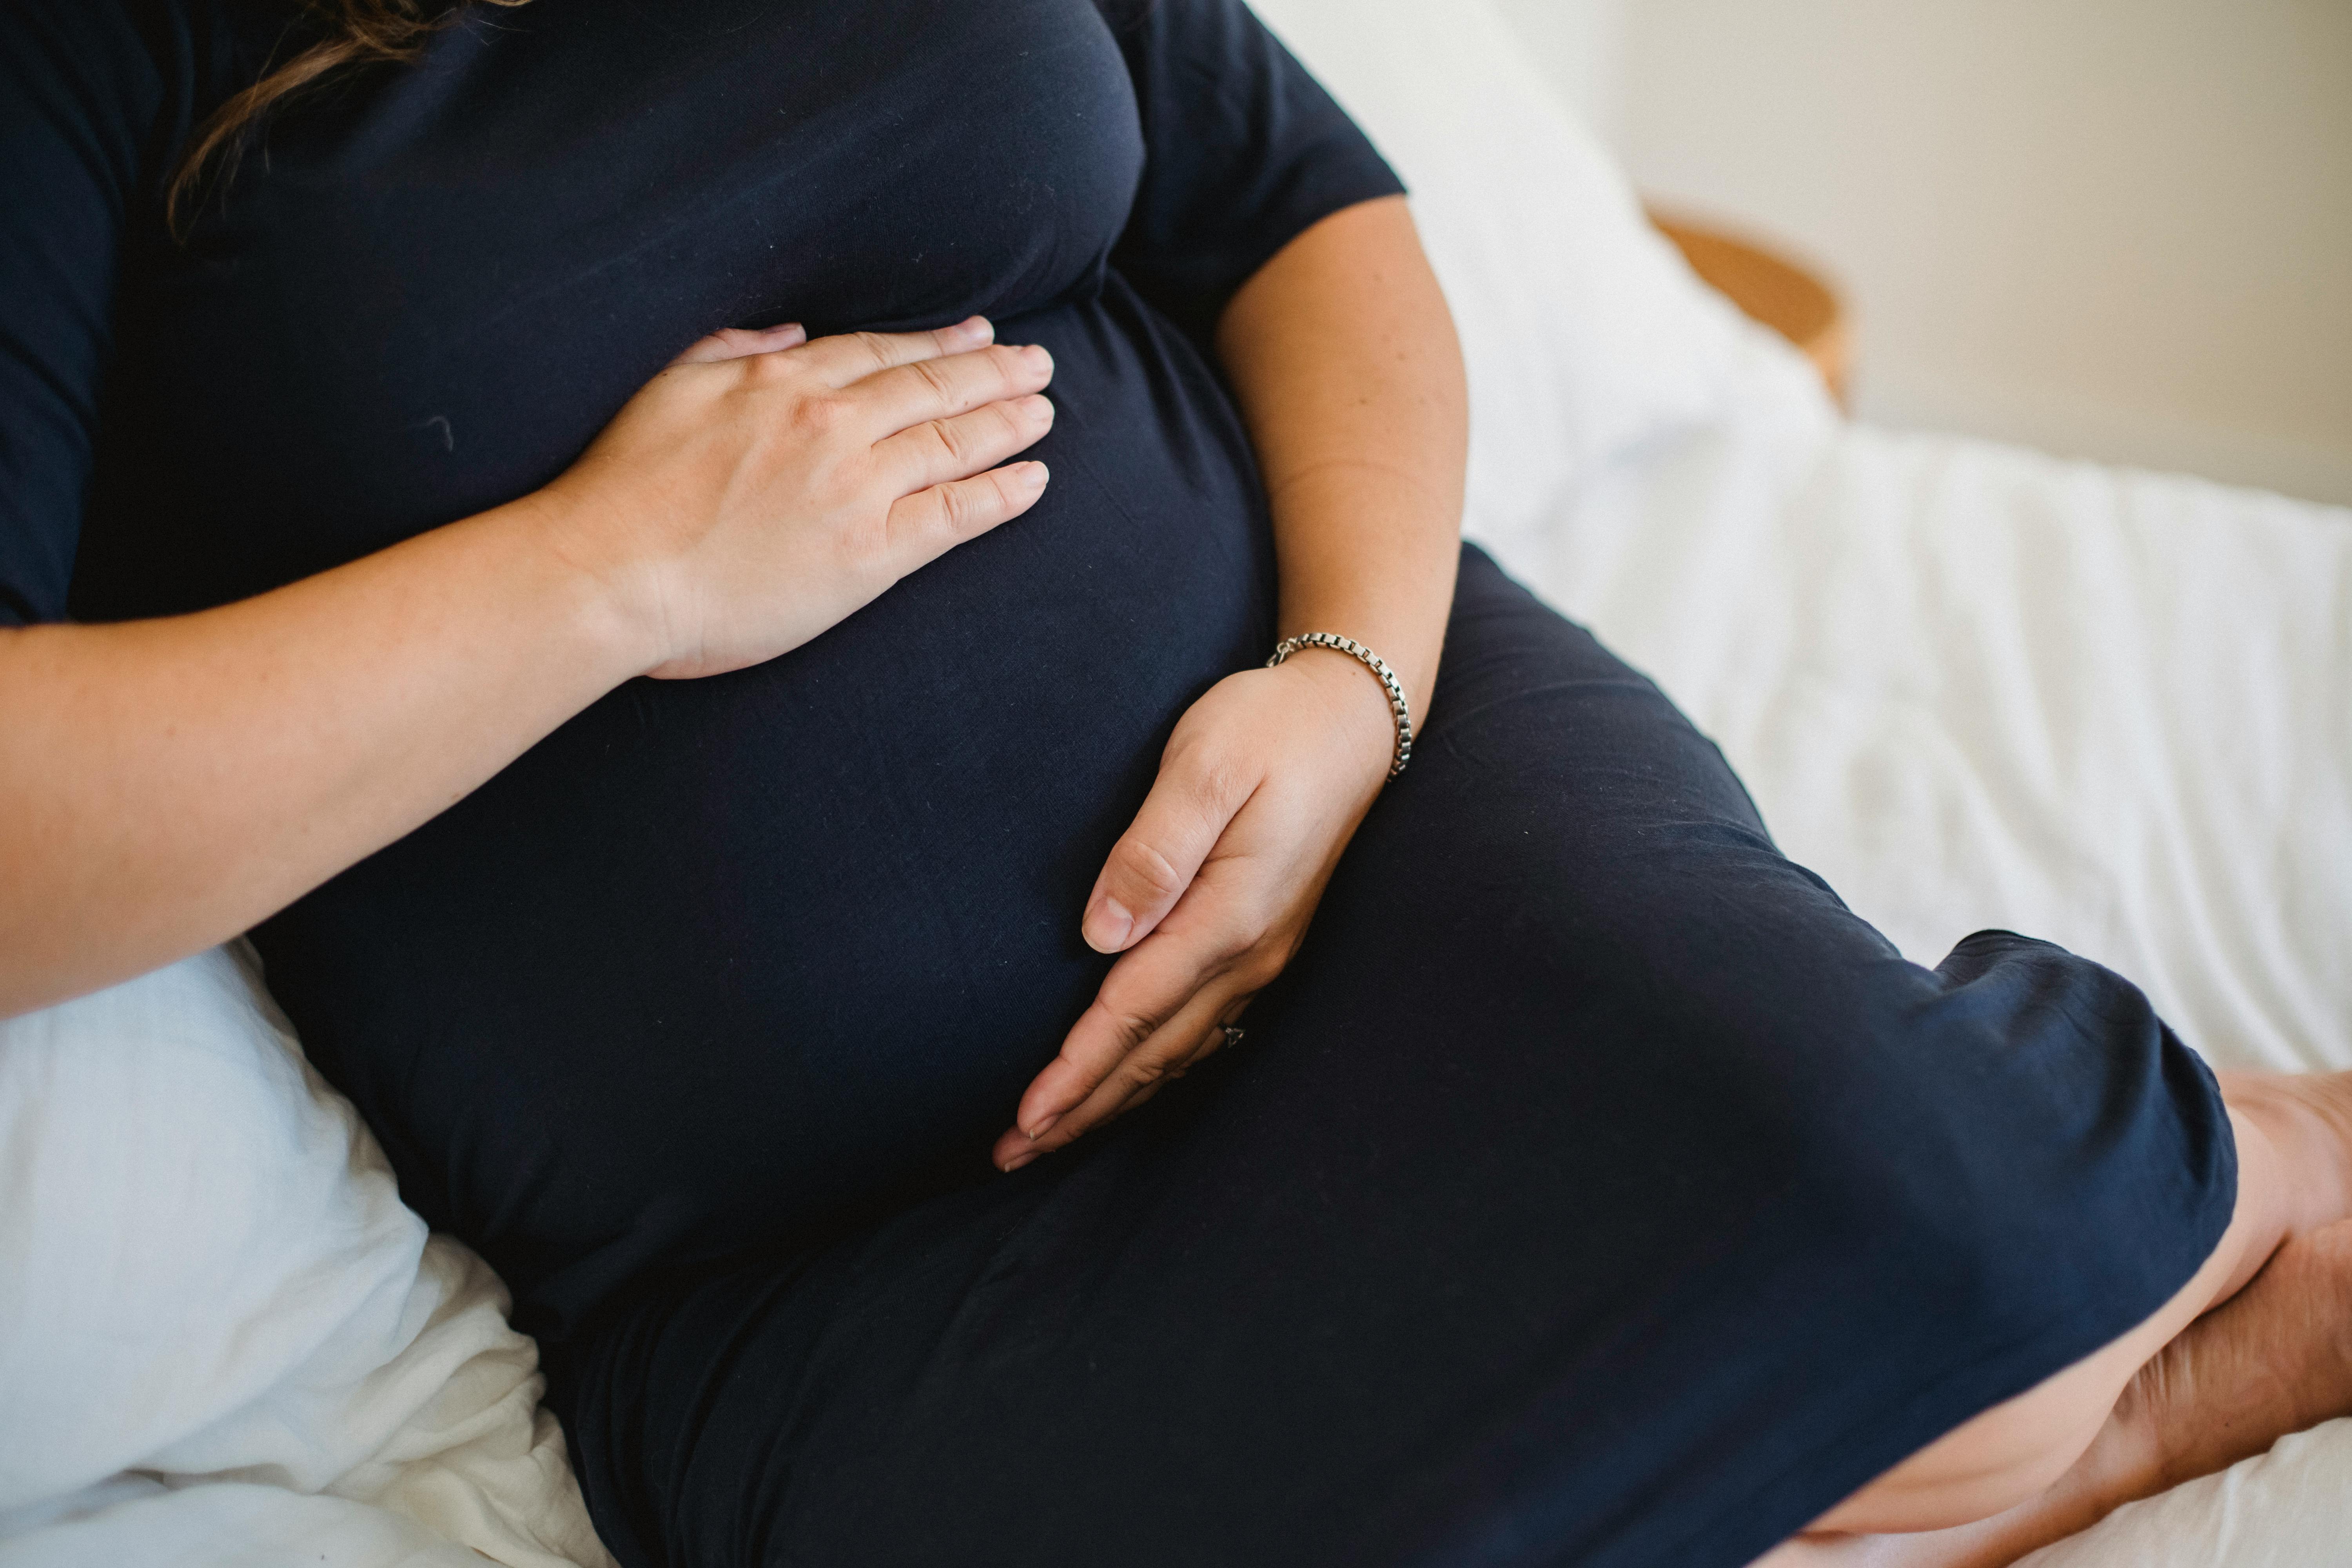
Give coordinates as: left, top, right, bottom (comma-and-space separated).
498, 485, 677, 682
1273, 599, 1442, 724
1273, 641, 1411, 782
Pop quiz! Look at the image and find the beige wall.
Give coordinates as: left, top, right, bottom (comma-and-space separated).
1491, 0, 2352, 507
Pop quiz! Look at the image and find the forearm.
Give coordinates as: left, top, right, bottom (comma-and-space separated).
1215, 194, 1466, 724
0, 315, 1054, 1018
0, 495, 643, 1016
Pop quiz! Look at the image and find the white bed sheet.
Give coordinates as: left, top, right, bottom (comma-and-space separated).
1496, 340, 2352, 1083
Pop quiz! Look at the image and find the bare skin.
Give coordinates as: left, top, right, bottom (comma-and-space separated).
1755, 1070, 2352, 1566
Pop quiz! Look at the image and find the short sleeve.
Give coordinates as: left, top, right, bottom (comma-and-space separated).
0, 0, 175, 627
1098, 0, 1405, 344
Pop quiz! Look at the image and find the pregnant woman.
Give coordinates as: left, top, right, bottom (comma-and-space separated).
4, 1, 2349, 1564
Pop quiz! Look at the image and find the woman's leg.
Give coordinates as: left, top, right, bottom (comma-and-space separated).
1762, 1074, 2352, 1565
549, 546, 2247, 1568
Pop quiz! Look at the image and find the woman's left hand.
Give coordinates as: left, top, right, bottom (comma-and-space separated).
993, 648, 1397, 1170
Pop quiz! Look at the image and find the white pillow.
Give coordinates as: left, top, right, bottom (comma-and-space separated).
1250, 0, 1751, 543
0, 944, 609, 1568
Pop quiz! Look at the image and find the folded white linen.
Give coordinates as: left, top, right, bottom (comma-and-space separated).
0, 944, 612, 1568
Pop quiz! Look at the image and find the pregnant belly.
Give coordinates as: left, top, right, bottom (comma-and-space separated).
253, 282, 1276, 1336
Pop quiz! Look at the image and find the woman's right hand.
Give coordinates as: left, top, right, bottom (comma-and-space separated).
542, 314, 1056, 680
0, 315, 1052, 1014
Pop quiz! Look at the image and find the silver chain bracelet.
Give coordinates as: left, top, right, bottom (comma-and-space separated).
1266, 632, 1415, 779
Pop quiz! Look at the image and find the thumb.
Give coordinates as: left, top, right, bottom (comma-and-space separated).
1084, 748, 1252, 953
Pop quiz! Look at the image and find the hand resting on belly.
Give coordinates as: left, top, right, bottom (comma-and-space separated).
0, 316, 1055, 1014
551, 317, 1057, 682
996, 644, 1396, 1169
994, 195, 1468, 1169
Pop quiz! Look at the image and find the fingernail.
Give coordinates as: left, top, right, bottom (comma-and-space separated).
1003, 1151, 1038, 1172
1086, 898, 1133, 953
1022, 1111, 1060, 1141
964, 316, 994, 343
1022, 394, 1055, 421
1022, 344, 1053, 372
1017, 461, 1049, 487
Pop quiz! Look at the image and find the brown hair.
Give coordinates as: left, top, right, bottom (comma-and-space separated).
167, 0, 533, 234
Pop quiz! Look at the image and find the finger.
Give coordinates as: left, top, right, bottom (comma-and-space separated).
1011, 906, 1252, 1142
873, 391, 1055, 493
852, 342, 1054, 437
996, 1078, 1181, 1172
1042, 989, 1257, 1151
1081, 746, 1254, 955
882, 461, 1051, 569
997, 973, 1243, 1169
668, 322, 806, 366
790, 315, 995, 387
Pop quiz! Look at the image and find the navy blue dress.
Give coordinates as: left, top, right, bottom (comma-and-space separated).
0, 1, 2234, 1563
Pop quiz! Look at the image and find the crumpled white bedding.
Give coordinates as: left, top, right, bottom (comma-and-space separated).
0, 944, 613, 1568
2, 0, 2345, 1563
1505, 348, 2352, 1083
